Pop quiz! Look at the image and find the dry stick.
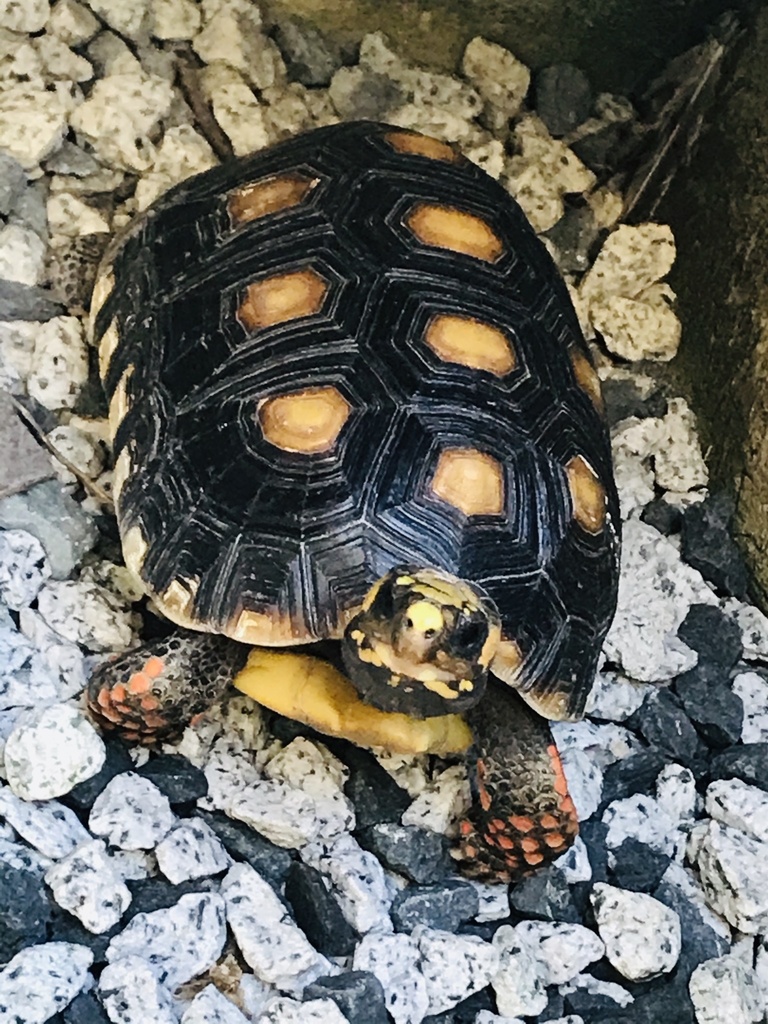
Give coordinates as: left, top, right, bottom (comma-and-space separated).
173, 44, 236, 164
8, 394, 113, 509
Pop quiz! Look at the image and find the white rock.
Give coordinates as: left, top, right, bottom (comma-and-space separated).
416, 925, 499, 1016
0, 82, 73, 169
46, 422, 106, 487
401, 763, 470, 835
27, 316, 89, 411
467, 879, 511, 922
151, 0, 201, 39
36, 575, 136, 651
656, 763, 696, 826
551, 718, 639, 767
0, 320, 37, 384
47, 190, 110, 238
34, 33, 93, 83
725, 600, 768, 661
706, 778, 768, 844
0, 942, 93, 1021
654, 397, 708, 492
301, 832, 393, 934
731, 670, 768, 742
44, 838, 132, 932
611, 441, 656, 519
237, 974, 274, 1019
696, 819, 768, 933
602, 793, 679, 857
1, 0, 48, 31
558, 973, 634, 1010
464, 137, 506, 179
689, 953, 764, 1024
591, 883, 681, 980
194, 3, 283, 91
557, 746, 603, 821
0, 529, 50, 610
86, 28, 141, 76
491, 924, 548, 1018
0, 836, 52, 877
89, 772, 175, 850
258, 997, 348, 1023
580, 223, 676, 303
18, 606, 87, 703
69, 71, 175, 171
603, 518, 717, 682
461, 36, 529, 130
352, 931, 428, 1024
375, 751, 429, 797
475, 1014, 525, 1024
585, 669, 653, 721
227, 779, 325, 848
515, 921, 605, 985
155, 817, 232, 883
0, 224, 46, 285
591, 285, 681, 362
199, 62, 270, 156
99, 955, 177, 1024
4, 703, 105, 800
49, 0, 100, 45
88, 0, 149, 38
0, 787, 90, 858
106, 892, 227, 989
554, 835, 593, 884
182, 984, 250, 1023
222, 863, 332, 995
134, 124, 217, 210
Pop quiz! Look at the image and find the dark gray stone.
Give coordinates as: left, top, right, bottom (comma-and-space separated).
673, 665, 744, 749
0, 152, 26, 217
677, 603, 742, 670
284, 862, 357, 957
544, 203, 600, 273
391, 881, 479, 933
66, 738, 134, 811
640, 498, 683, 535
508, 865, 580, 922
356, 823, 451, 883
43, 141, 103, 178
9, 179, 48, 242
535, 62, 593, 136
195, 809, 294, 889
653, 880, 729, 968
329, 67, 406, 121
342, 745, 410, 830
600, 749, 668, 807
608, 838, 671, 892
273, 17, 343, 87
628, 689, 708, 773
681, 493, 749, 598
0, 280, 65, 321
600, 377, 667, 426
709, 743, 768, 792
124, 876, 217, 920
136, 753, 208, 804
0, 863, 52, 960
62, 990, 110, 1024
0, 391, 55, 499
304, 972, 388, 1024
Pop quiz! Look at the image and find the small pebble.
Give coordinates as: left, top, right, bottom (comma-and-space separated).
181, 984, 249, 1023
356, 822, 451, 883
259, 997, 348, 1023
689, 953, 763, 1024
303, 971, 389, 1024
695, 819, 768, 933
391, 881, 479, 933
0, 941, 93, 1021
301, 832, 394, 935
491, 924, 548, 1018
155, 817, 232, 883
416, 925, 499, 1017
590, 882, 681, 980
99, 955, 177, 1024
0, 788, 90, 859
284, 861, 358, 957
44, 838, 132, 933
0, 528, 50, 609
89, 772, 175, 850
352, 931, 427, 1024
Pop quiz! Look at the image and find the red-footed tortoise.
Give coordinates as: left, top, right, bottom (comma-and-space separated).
87, 121, 620, 882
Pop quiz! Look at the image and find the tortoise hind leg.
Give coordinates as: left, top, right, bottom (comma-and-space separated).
455, 677, 579, 883
87, 630, 248, 744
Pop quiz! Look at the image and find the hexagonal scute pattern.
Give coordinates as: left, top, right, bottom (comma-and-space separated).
92, 121, 619, 719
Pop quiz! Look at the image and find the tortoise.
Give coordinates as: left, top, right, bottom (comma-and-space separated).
87, 120, 620, 882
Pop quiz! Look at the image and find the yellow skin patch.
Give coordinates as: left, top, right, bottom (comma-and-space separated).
234, 648, 473, 755
431, 448, 505, 517
405, 202, 505, 263
406, 600, 445, 634
258, 386, 352, 454
566, 454, 606, 534
424, 314, 516, 376
237, 267, 329, 331
227, 173, 319, 225
383, 130, 460, 163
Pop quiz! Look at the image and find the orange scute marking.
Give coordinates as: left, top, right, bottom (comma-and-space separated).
491, 818, 507, 833
128, 672, 151, 695
140, 695, 160, 711
520, 837, 541, 854
524, 850, 545, 866
496, 834, 517, 851
508, 815, 535, 833
97, 706, 123, 724
540, 813, 560, 830
142, 712, 168, 729
463, 845, 478, 858
143, 656, 165, 678
97, 688, 112, 708
548, 743, 570, 796
544, 832, 566, 848
459, 820, 474, 836
111, 684, 126, 703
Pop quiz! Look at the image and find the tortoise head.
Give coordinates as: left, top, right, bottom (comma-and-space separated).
341, 565, 501, 718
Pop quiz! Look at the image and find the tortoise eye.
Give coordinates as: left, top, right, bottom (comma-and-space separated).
452, 613, 488, 658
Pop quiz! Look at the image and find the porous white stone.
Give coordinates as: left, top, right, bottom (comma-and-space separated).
227, 778, 326, 848
99, 955, 177, 1024
134, 124, 217, 210
603, 518, 717, 682
0, 609, 61, 710
696, 818, 768, 933
69, 71, 175, 171
301, 831, 393, 934
89, 772, 175, 850
0, 787, 90, 858
199, 62, 270, 156
86, 29, 141, 76
4, 0, 48, 32
155, 816, 232, 883
731, 670, 768, 742
45, 838, 132, 932
258, 997, 349, 1023
416, 925, 499, 1016
401, 763, 470, 835
461, 36, 530, 130
222, 863, 332, 995
262, 737, 355, 837
0, 529, 50, 610
47, 190, 110, 239
611, 441, 656, 519
106, 892, 227, 989
4, 703, 105, 800
49, 0, 100, 45
706, 778, 768, 845
580, 223, 676, 303
0, 224, 46, 286
0, 941, 93, 1021
656, 763, 696, 826
591, 883, 681, 980
551, 718, 639, 767
654, 397, 709, 492
585, 668, 653, 721
194, 2, 283, 90
0, 319, 37, 385
491, 924, 548, 1019
182, 984, 250, 1023
375, 751, 429, 797
35, 33, 93, 83
689, 953, 763, 1024
352, 931, 428, 1024
514, 921, 605, 986
151, 0, 201, 39
27, 316, 89, 411
36, 574, 136, 652
557, 745, 602, 821
602, 793, 679, 858
88, 0, 149, 39
590, 285, 682, 362
0, 82, 74, 169
464, 137, 506, 179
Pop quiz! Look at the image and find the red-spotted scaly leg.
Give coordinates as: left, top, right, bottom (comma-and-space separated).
455, 677, 579, 883
87, 631, 249, 744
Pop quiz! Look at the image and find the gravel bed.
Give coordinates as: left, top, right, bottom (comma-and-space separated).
1, 4, 767, 1024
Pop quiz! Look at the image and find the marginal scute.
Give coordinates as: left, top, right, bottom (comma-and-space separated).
384, 130, 460, 163
491, 638, 525, 683
424, 313, 515, 376
120, 525, 148, 585
405, 202, 505, 262
229, 607, 313, 645
566, 454, 606, 534
569, 345, 605, 414
108, 365, 133, 439
227, 172, 319, 225
237, 267, 329, 331
258, 385, 351, 453
89, 267, 114, 334
158, 577, 199, 619
111, 446, 131, 503
431, 448, 505, 516
98, 317, 120, 378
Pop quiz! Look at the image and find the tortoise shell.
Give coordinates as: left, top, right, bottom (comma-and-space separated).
91, 120, 620, 722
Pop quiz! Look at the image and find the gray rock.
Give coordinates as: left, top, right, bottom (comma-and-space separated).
273, 18, 343, 87
391, 881, 479, 933
0, 280, 65, 321
9, 179, 49, 242
0, 392, 54, 499
328, 66, 406, 121
0, 152, 26, 217
535, 64, 593, 136
0, 479, 97, 578
43, 140, 103, 177
182, 984, 250, 1023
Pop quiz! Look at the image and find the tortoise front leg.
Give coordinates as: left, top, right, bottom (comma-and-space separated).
455, 678, 579, 883
87, 631, 249, 744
